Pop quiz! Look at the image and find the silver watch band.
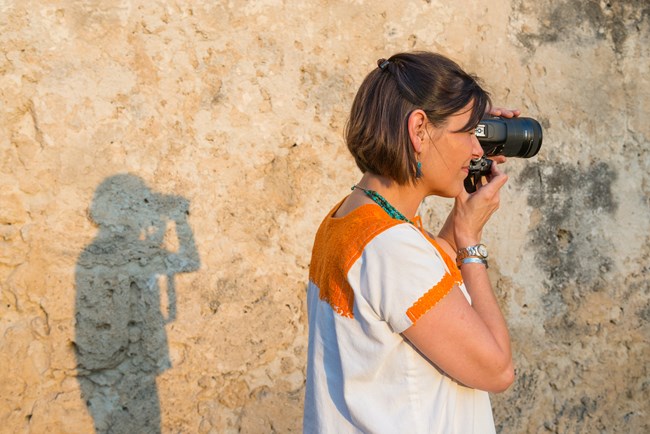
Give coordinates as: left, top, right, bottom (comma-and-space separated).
458, 257, 488, 268
456, 243, 488, 261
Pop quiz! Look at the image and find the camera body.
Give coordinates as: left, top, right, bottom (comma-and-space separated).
464, 116, 543, 193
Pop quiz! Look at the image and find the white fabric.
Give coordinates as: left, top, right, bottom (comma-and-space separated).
304, 223, 496, 434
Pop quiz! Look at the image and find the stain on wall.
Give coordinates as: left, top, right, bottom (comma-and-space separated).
490, 160, 648, 433
511, 0, 650, 54
521, 161, 617, 294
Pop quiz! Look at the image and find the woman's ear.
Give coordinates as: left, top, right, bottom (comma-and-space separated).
407, 109, 427, 153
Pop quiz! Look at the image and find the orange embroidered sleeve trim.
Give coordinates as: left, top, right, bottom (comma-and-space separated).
406, 272, 459, 323
405, 229, 464, 323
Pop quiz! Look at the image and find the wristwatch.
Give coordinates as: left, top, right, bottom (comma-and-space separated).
456, 244, 489, 267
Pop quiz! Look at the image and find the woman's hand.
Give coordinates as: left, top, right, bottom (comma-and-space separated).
436, 106, 518, 253
452, 160, 508, 247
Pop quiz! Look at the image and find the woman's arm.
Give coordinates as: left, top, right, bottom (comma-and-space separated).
164, 197, 200, 273
402, 281, 513, 392
404, 162, 514, 393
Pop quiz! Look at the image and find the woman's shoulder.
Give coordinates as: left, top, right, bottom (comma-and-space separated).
313, 200, 405, 254
366, 223, 458, 274
364, 222, 433, 255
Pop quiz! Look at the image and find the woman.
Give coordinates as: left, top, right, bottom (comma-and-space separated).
304, 51, 519, 433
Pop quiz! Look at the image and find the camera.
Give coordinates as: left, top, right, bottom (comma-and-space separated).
464, 116, 543, 193
154, 193, 190, 219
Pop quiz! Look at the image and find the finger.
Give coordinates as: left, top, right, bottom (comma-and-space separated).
488, 107, 502, 117
498, 109, 519, 118
492, 155, 508, 164
488, 107, 521, 118
489, 170, 509, 191
490, 160, 505, 177
480, 164, 508, 190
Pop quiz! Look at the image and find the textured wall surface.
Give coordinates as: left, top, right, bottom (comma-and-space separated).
1, 1, 648, 433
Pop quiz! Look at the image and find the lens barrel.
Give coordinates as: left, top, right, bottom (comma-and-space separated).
475, 117, 543, 158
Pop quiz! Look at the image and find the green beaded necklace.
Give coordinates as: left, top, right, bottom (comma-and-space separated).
351, 185, 413, 225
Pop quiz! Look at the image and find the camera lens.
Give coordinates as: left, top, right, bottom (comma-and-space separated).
500, 117, 543, 158
476, 117, 543, 159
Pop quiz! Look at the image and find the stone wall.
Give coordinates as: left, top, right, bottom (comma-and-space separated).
1, 1, 648, 433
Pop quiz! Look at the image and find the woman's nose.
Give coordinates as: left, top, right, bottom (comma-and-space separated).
472, 134, 484, 159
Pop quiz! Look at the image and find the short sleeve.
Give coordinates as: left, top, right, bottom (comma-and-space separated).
353, 224, 460, 333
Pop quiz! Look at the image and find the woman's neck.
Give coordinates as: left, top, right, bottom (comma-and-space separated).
354, 173, 426, 220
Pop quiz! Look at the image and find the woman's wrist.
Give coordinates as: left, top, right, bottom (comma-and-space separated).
453, 227, 481, 248
454, 236, 481, 248
456, 243, 489, 268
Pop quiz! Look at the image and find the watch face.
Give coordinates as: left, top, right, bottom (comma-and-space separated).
477, 244, 488, 257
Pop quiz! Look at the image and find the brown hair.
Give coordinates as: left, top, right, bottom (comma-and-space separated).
345, 51, 491, 185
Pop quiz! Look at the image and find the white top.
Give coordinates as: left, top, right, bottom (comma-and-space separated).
304, 203, 496, 434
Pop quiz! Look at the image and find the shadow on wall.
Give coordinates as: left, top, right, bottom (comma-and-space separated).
74, 174, 200, 434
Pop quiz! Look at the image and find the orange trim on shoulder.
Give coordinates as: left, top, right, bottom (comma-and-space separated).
406, 228, 464, 324
309, 200, 403, 318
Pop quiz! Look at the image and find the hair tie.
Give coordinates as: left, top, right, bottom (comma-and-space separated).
377, 58, 390, 71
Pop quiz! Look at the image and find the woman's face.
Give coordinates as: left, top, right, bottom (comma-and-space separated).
421, 102, 484, 197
